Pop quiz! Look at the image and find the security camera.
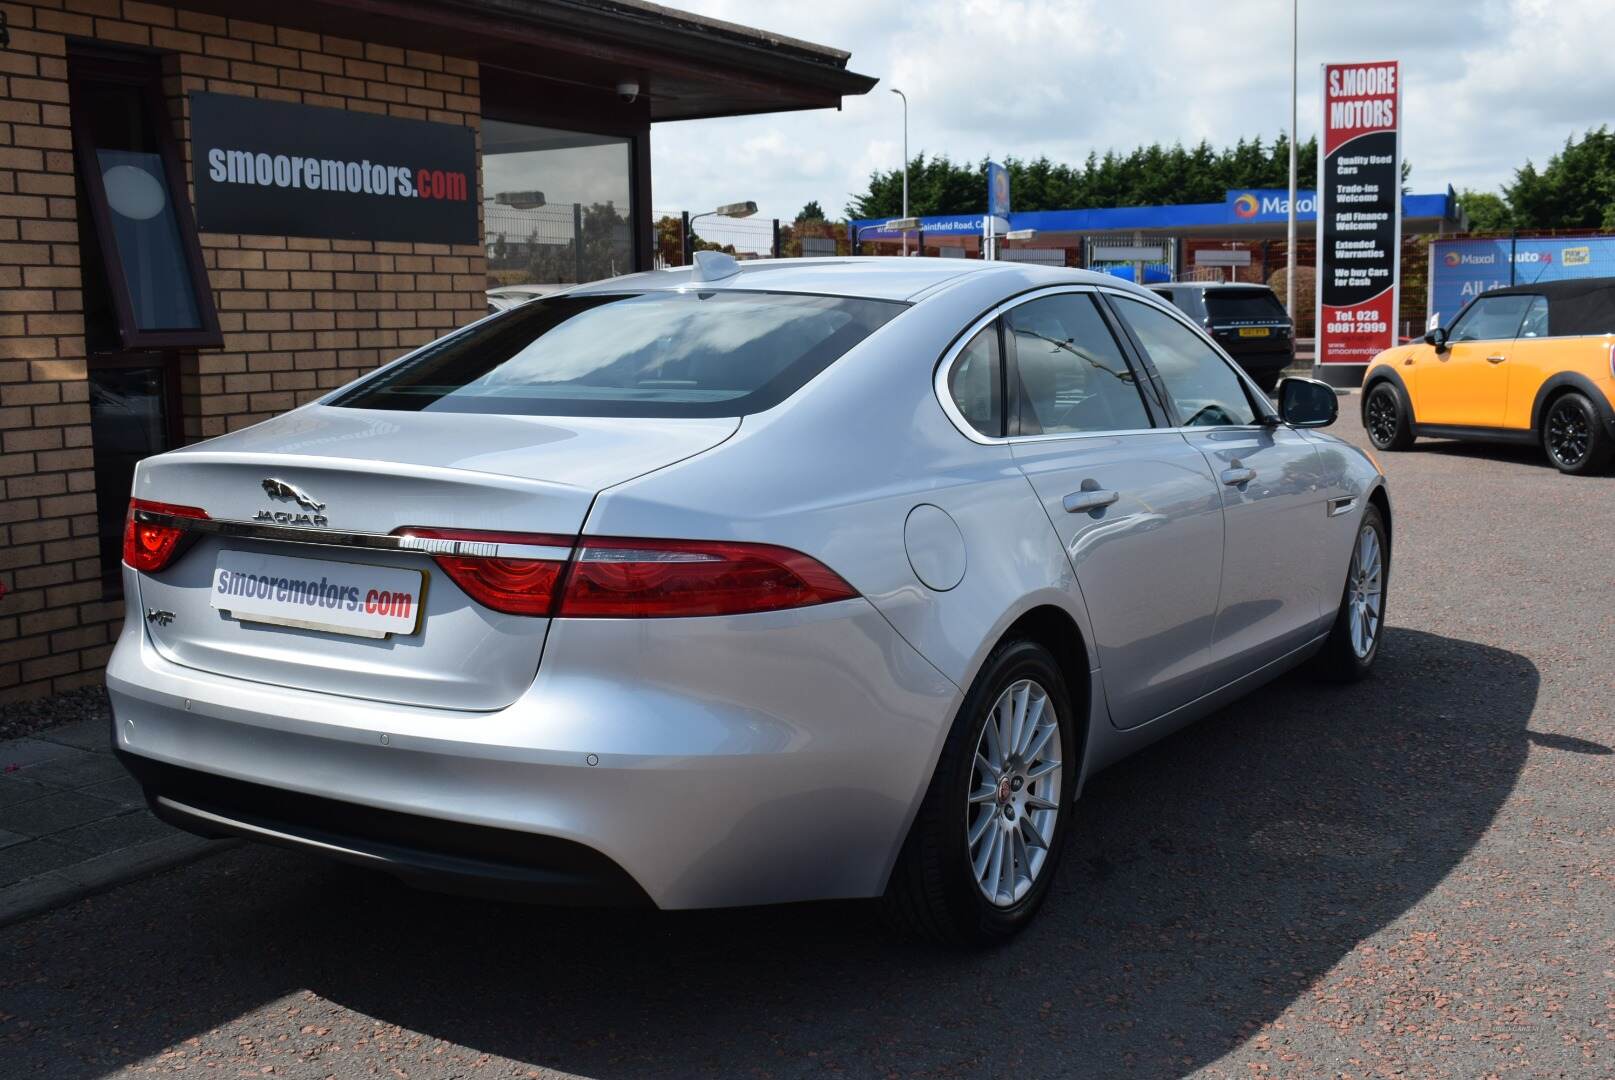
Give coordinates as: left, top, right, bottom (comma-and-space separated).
616, 80, 640, 104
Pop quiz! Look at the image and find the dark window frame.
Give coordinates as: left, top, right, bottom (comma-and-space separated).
67, 48, 222, 351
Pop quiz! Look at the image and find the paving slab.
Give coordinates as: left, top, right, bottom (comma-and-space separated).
0, 693, 232, 928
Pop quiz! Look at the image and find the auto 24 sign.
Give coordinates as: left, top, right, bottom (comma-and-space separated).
1316, 61, 1400, 366
190, 93, 477, 245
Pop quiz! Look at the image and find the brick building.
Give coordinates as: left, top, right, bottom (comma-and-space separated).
0, 0, 873, 701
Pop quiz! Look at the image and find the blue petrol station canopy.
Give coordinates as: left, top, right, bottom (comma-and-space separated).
849, 188, 1460, 239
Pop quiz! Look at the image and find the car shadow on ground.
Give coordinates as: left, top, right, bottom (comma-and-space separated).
2, 628, 1538, 1079
1409, 438, 1560, 471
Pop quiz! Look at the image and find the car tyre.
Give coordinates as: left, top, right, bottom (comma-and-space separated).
1364, 382, 1414, 451
882, 639, 1077, 945
1310, 502, 1388, 682
1541, 392, 1614, 475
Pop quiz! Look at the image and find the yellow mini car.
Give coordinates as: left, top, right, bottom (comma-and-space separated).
1361, 278, 1615, 474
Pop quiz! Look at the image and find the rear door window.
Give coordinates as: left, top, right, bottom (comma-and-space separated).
1006, 293, 1152, 435
332, 291, 905, 418
1203, 288, 1287, 322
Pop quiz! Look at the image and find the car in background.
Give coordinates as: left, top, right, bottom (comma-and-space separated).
109, 256, 1389, 943
1150, 282, 1295, 393
486, 283, 568, 313
1361, 277, 1615, 474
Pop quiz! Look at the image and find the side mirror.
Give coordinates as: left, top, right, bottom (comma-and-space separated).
1277, 376, 1338, 428
1422, 326, 1449, 351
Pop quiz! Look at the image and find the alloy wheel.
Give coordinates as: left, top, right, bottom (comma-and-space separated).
1346, 524, 1383, 659
1366, 388, 1399, 447
1547, 401, 1590, 468
967, 678, 1062, 907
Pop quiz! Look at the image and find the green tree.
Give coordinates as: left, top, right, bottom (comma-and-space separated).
1505, 126, 1615, 230
796, 200, 826, 222
845, 136, 1321, 218
1457, 189, 1514, 232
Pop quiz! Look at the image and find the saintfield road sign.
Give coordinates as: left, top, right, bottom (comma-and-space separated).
190, 92, 478, 245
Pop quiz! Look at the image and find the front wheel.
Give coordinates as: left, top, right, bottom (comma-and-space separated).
1310, 503, 1388, 682
882, 639, 1076, 944
1542, 392, 1614, 475
1364, 382, 1414, 451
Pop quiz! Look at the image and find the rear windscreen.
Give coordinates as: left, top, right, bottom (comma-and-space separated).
1204, 289, 1288, 322
331, 290, 906, 418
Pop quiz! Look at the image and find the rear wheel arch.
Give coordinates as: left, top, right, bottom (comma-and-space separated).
995, 604, 1093, 776
1531, 372, 1613, 434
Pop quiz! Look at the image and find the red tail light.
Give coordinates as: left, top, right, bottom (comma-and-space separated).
396, 529, 857, 619
397, 528, 572, 617
123, 499, 209, 573
557, 537, 857, 618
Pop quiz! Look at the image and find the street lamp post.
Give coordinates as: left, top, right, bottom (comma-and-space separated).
685, 200, 757, 264
1286, 0, 1299, 350
891, 88, 909, 256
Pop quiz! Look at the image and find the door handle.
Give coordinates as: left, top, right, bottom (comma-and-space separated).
1063, 488, 1119, 513
1220, 466, 1256, 486
1486, 354, 1507, 364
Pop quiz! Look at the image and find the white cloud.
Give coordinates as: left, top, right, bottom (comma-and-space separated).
652, 0, 1614, 243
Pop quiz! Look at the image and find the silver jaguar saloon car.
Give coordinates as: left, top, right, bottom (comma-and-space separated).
108, 255, 1390, 942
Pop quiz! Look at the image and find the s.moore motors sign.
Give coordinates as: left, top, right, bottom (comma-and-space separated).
189, 93, 478, 245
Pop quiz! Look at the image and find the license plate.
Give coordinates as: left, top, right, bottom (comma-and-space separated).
1238, 327, 1271, 338
211, 550, 425, 639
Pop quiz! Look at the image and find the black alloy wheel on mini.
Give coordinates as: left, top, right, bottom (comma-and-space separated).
1542, 392, 1614, 475
1364, 383, 1414, 451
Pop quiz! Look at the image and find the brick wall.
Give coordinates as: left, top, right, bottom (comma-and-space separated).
0, 0, 488, 702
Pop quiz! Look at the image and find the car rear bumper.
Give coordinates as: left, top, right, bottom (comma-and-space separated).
107, 597, 960, 910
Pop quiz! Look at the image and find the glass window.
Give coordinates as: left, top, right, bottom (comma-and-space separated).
1112, 296, 1259, 427
483, 119, 634, 288
1517, 295, 1550, 338
1007, 294, 1150, 435
333, 291, 904, 418
69, 53, 219, 349
1448, 294, 1534, 342
90, 364, 175, 584
1204, 288, 1288, 322
947, 325, 1002, 437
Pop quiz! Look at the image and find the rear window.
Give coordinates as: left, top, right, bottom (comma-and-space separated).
331, 290, 905, 418
1204, 289, 1287, 322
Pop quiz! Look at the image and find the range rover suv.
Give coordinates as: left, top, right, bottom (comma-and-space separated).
1150, 282, 1295, 393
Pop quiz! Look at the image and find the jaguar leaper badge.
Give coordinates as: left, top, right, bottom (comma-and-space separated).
258, 478, 328, 526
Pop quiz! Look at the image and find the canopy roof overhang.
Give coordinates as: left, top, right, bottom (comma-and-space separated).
853, 189, 1467, 242
170, 0, 877, 123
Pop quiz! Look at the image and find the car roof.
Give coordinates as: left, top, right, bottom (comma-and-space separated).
568, 256, 1151, 303
1482, 276, 1615, 301
1151, 281, 1273, 291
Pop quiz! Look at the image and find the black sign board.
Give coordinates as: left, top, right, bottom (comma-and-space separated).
190, 92, 478, 245
1315, 61, 1401, 367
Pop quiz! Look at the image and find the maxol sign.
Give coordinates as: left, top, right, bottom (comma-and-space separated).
1428, 235, 1615, 327
1227, 189, 1318, 222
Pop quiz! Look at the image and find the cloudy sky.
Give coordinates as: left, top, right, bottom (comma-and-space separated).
651, 0, 1613, 241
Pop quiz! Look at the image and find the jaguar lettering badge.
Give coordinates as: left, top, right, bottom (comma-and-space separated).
261, 478, 328, 525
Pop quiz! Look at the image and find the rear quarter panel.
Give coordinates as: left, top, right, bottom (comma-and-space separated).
1503, 335, 1615, 430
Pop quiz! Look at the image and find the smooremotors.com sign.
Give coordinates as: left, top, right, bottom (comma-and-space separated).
190, 92, 478, 245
